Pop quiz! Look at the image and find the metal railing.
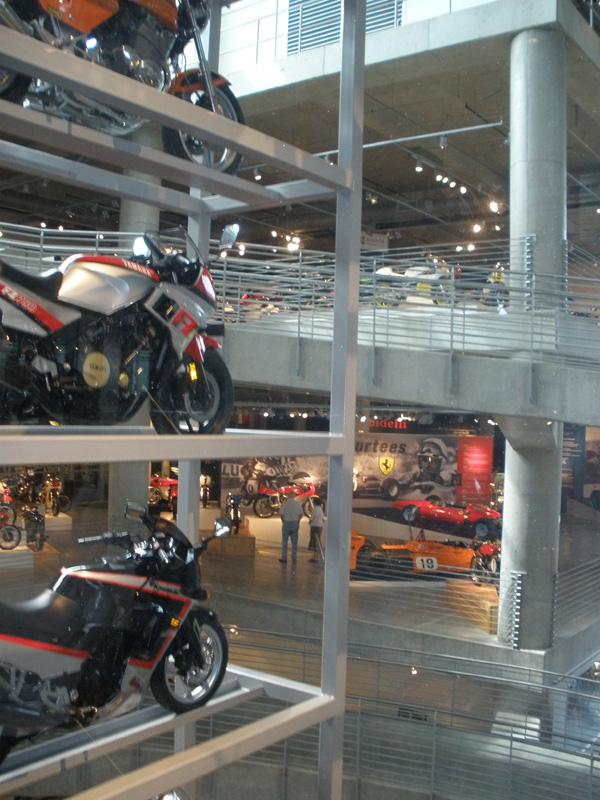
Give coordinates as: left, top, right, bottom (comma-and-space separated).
2, 221, 600, 375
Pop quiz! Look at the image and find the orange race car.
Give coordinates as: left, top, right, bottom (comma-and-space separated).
350, 529, 477, 580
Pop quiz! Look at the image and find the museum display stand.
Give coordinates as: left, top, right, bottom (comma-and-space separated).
0, 3, 364, 799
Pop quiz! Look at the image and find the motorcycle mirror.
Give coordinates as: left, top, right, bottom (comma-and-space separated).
219, 224, 239, 252
124, 501, 146, 520
213, 517, 232, 538
132, 236, 151, 258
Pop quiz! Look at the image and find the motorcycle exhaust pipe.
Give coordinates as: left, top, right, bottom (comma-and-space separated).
0, 702, 66, 731
0, 0, 33, 36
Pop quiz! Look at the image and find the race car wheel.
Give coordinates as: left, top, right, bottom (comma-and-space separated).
381, 478, 400, 501
473, 520, 490, 538
401, 505, 418, 524
148, 487, 162, 507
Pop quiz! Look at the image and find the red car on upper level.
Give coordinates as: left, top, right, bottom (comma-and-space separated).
392, 498, 501, 539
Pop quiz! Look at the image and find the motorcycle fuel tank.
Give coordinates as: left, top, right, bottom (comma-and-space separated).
59, 258, 157, 314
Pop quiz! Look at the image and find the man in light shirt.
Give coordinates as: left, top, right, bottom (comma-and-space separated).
279, 492, 303, 564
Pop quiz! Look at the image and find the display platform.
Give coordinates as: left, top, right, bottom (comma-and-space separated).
0, 544, 33, 569
209, 523, 255, 556
445, 580, 498, 634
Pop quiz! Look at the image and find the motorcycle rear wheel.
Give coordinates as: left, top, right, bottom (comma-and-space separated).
162, 82, 244, 175
151, 349, 234, 435
0, 525, 21, 550
150, 614, 228, 713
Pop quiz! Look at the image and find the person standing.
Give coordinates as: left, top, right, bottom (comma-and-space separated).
308, 497, 324, 563
279, 492, 303, 563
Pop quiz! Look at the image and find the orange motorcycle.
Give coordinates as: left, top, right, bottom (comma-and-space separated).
0, 0, 244, 173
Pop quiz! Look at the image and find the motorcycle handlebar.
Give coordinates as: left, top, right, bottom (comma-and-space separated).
77, 531, 131, 546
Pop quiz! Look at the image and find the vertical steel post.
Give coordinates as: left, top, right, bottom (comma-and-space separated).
318, 1, 365, 799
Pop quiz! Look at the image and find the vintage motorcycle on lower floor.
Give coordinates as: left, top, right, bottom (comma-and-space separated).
470, 534, 501, 587
252, 473, 316, 519
0, 503, 231, 765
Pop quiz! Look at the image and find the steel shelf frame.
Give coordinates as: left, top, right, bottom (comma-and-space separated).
0, 2, 365, 799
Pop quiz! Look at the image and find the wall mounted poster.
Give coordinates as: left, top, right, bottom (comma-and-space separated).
221, 434, 494, 520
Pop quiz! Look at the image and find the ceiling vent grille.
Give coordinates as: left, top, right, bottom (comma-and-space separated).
288, 0, 403, 55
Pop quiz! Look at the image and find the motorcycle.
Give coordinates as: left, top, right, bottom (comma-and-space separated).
0, 0, 244, 173
224, 492, 241, 534
0, 479, 15, 526
0, 502, 47, 550
470, 532, 501, 587
148, 472, 179, 510
38, 473, 71, 516
0, 226, 235, 434
238, 458, 279, 505
0, 502, 231, 765
252, 472, 316, 519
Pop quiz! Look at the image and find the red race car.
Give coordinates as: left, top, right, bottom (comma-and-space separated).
392, 498, 501, 539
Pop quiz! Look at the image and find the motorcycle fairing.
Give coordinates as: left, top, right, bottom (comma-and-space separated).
169, 68, 231, 95
38, 0, 119, 32
0, 278, 80, 335
59, 258, 158, 314
145, 283, 213, 356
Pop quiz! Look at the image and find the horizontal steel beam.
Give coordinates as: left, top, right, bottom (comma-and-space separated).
0, 98, 278, 206
0, 666, 327, 796
0, 140, 202, 216
0, 427, 345, 464
0, 28, 351, 192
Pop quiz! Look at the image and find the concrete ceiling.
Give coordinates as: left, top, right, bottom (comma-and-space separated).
0, 4, 599, 258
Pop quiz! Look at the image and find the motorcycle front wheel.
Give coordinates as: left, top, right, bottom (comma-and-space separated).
151, 349, 234, 435
253, 496, 277, 518
0, 504, 16, 526
0, 525, 21, 550
58, 494, 71, 513
150, 614, 228, 713
162, 81, 244, 175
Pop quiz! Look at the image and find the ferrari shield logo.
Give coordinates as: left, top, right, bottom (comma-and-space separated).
379, 456, 394, 476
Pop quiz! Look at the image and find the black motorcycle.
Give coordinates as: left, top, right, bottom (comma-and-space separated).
0, 502, 231, 765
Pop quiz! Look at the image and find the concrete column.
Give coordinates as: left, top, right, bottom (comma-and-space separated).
509, 28, 567, 298
108, 123, 162, 526
497, 418, 563, 650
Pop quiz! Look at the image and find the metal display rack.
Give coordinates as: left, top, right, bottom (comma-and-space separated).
0, 2, 365, 798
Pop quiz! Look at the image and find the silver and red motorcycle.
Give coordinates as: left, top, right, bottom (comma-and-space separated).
0, 227, 235, 433
0, 0, 243, 173
0, 502, 231, 766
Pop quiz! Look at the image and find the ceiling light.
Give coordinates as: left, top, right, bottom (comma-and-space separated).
455, 245, 463, 252
449, 180, 456, 188
271, 230, 278, 237
253, 168, 262, 181
442, 176, 449, 184
435, 173, 443, 182
439, 134, 448, 149
415, 160, 423, 172
467, 244, 475, 251
459, 186, 467, 194
489, 200, 499, 213
473, 223, 482, 233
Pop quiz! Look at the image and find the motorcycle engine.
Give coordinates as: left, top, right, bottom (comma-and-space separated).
92, 7, 173, 90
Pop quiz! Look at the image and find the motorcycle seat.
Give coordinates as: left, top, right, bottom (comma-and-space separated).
0, 589, 82, 643
0, 259, 63, 299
